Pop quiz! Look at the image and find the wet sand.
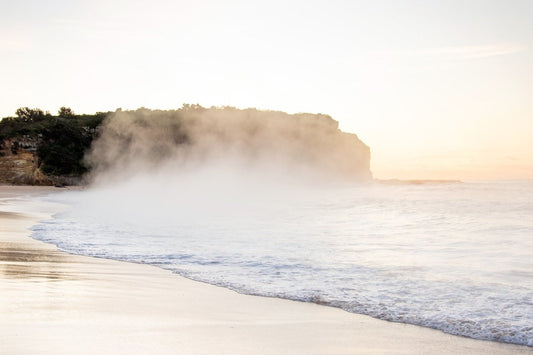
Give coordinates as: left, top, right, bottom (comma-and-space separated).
1, 186, 531, 354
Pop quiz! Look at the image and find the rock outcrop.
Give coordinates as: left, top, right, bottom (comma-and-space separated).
87, 107, 372, 182
0, 139, 80, 186
1, 106, 372, 185
0, 140, 46, 185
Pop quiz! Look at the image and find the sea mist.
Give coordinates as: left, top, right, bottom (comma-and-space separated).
31, 107, 533, 346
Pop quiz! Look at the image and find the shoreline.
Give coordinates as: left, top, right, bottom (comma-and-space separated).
1, 186, 531, 354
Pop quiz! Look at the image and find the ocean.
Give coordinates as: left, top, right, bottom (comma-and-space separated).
31, 179, 533, 346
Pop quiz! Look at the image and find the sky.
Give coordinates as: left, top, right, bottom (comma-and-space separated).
1, 0, 532, 180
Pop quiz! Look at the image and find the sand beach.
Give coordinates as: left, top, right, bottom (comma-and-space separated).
1, 185, 531, 354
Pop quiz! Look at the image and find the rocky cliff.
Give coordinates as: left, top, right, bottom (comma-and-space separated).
87, 106, 372, 183
1, 105, 372, 185
0, 139, 81, 186
0, 139, 47, 185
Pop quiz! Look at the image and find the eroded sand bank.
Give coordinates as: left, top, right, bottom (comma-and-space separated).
1, 186, 531, 354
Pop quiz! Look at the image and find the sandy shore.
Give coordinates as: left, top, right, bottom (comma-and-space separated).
1, 186, 531, 354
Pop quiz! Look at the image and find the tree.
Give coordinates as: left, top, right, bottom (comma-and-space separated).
58, 107, 75, 119
37, 120, 91, 175
15, 107, 46, 122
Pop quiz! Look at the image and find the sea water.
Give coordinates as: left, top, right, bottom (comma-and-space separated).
31, 180, 533, 346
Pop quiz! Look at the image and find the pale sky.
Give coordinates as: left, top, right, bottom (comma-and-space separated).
1, 0, 532, 180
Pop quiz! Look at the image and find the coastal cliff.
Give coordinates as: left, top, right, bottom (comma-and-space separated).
0, 139, 81, 186
0, 140, 45, 185
1, 105, 372, 185
88, 106, 372, 182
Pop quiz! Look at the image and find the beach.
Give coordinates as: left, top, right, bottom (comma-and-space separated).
1, 186, 531, 354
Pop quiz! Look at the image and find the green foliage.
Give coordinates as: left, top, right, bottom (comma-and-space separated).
58, 106, 75, 119
1, 104, 342, 179
37, 119, 92, 175
16, 107, 47, 122
0, 107, 109, 176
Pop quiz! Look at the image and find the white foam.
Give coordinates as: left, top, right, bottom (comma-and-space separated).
32, 181, 533, 346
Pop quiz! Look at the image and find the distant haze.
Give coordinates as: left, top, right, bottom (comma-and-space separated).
86, 106, 372, 186
1, 0, 532, 180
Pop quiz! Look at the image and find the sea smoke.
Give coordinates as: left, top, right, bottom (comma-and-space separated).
85, 105, 372, 186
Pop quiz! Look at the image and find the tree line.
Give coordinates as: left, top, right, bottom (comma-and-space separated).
0, 107, 109, 176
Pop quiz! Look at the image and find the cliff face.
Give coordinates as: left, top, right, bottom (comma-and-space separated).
87, 107, 372, 182
0, 139, 47, 185
0, 139, 80, 186
0, 106, 372, 185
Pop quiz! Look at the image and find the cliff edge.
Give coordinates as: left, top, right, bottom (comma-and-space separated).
1, 105, 372, 185
87, 106, 372, 183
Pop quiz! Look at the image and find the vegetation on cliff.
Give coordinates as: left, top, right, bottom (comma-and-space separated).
1, 105, 372, 184
0, 107, 108, 177
88, 105, 372, 183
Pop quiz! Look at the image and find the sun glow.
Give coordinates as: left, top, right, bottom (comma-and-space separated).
1, 0, 531, 180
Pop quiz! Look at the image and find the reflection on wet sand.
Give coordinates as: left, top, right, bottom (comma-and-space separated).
0, 211, 26, 219
0, 243, 79, 281
0, 210, 79, 281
